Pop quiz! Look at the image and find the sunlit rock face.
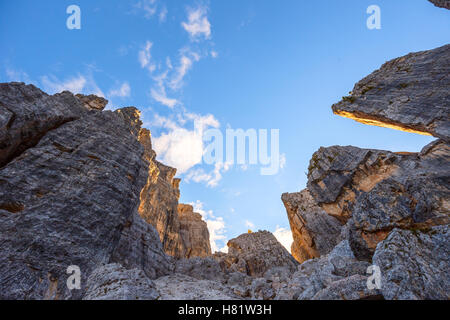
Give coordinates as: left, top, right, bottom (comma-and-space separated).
136, 130, 210, 259
282, 190, 343, 263
428, 0, 450, 9
178, 204, 212, 258
137, 129, 186, 258
332, 44, 450, 142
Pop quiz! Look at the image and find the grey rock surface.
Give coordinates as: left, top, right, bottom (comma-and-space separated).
214, 231, 299, 277
154, 274, 241, 300
373, 225, 450, 300
332, 44, 450, 141
428, 0, 450, 9
0, 83, 172, 299
312, 275, 382, 300
276, 241, 371, 300
0, 82, 90, 167
303, 140, 449, 261
178, 204, 212, 258
83, 263, 159, 300
282, 190, 343, 263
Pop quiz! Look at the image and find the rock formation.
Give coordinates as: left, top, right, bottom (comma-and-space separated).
331, 44, 450, 141
282, 42, 449, 299
214, 231, 299, 277
428, 0, 450, 9
0, 2, 448, 301
178, 204, 212, 258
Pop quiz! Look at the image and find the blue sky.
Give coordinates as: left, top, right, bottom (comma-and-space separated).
1, 0, 449, 252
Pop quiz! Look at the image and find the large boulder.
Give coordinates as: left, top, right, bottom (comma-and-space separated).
302, 140, 449, 261
373, 225, 450, 300
282, 190, 343, 263
214, 231, 299, 277
332, 44, 450, 141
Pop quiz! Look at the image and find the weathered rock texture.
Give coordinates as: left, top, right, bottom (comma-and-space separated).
83, 264, 159, 300
282, 190, 343, 262
373, 225, 449, 300
428, 0, 450, 9
0, 83, 172, 299
136, 128, 186, 258
214, 231, 299, 277
178, 204, 212, 258
332, 44, 450, 141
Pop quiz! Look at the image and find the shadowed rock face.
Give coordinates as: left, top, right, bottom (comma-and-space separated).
178, 204, 212, 258
0, 83, 90, 168
332, 44, 450, 141
428, 0, 450, 9
0, 83, 171, 299
282, 190, 343, 263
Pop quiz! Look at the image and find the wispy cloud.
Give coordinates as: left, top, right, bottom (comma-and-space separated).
133, 0, 157, 19
5, 67, 33, 84
138, 41, 156, 72
181, 6, 211, 41
108, 82, 131, 98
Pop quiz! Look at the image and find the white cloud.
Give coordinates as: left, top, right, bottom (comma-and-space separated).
169, 50, 200, 90
184, 161, 231, 188
152, 112, 219, 174
181, 6, 211, 40
273, 226, 293, 253
108, 82, 131, 98
159, 6, 167, 22
191, 200, 227, 254
5, 68, 32, 83
40, 70, 105, 97
280, 153, 287, 169
134, 0, 157, 19
211, 50, 218, 58
245, 220, 255, 230
151, 87, 178, 108
139, 41, 156, 72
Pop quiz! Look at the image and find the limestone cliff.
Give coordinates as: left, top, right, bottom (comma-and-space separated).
332, 44, 450, 141
282, 41, 449, 299
178, 204, 212, 258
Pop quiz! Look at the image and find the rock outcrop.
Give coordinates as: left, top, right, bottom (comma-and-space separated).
283, 33, 449, 300
282, 190, 343, 262
137, 129, 186, 258
0, 83, 172, 299
178, 204, 212, 258
83, 264, 159, 300
373, 225, 449, 300
331, 44, 450, 141
428, 0, 450, 9
214, 231, 299, 277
